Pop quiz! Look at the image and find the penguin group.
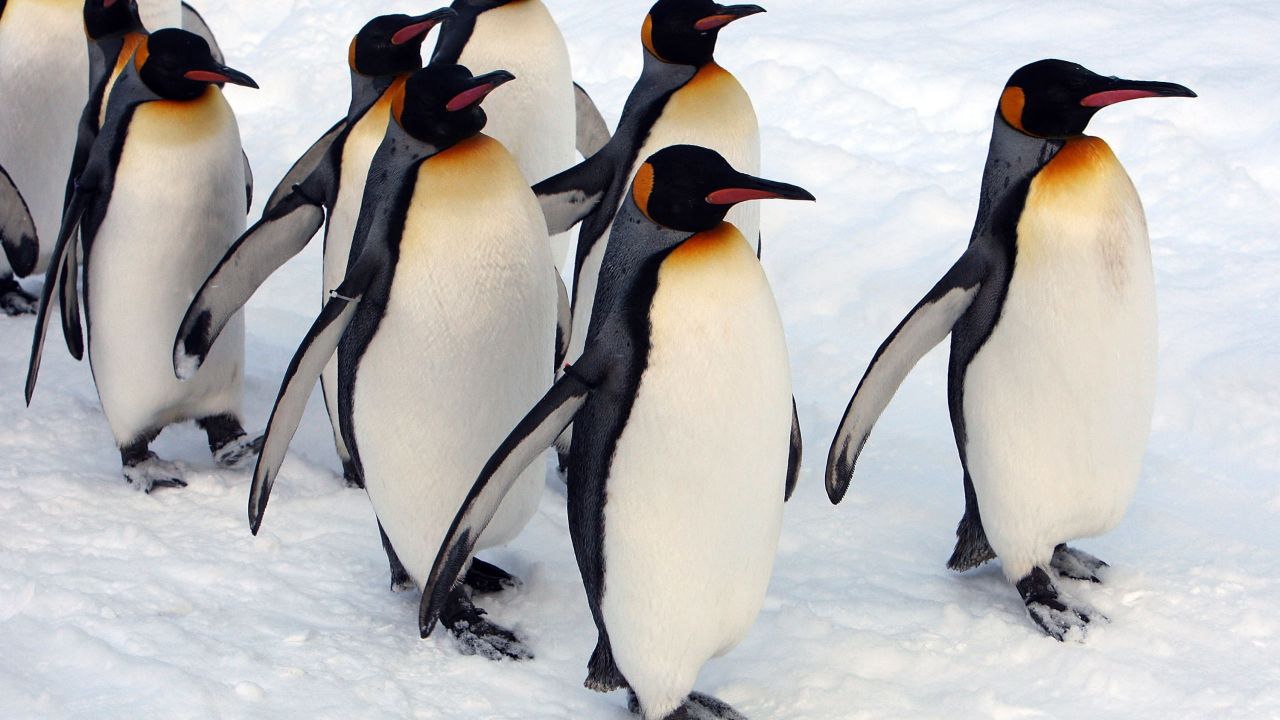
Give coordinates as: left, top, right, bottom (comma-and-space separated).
0, 0, 1197, 718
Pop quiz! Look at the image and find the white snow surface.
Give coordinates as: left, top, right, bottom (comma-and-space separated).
3, 1, 1279, 718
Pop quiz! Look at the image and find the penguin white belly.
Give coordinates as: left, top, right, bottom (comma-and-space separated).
352, 136, 556, 586
460, 0, 576, 270
962, 137, 1156, 581
320, 94, 395, 456
87, 90, 247, 446
601, 224, 789, 717
0, 0, 88, 276
569, 64, 759, 368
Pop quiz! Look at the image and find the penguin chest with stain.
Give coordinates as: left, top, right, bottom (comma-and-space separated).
600, 223, 791, 699
0, 0, 88, 275
962, 136, 1157, 571
351, 136, 557, 587
87, 88, 247, 445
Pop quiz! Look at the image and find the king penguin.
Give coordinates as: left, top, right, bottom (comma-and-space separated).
25, 28, 261, 492
534, 0, 765, 460
420, 145, 811, 720
173, 9, 455, 488
826, 59, 1196, 640
0, 0, 89, 314
431, 0, 607, 271
245, 64, 560, 660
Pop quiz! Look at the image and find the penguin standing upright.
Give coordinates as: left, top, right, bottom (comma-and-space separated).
826, 59, 1196, 640
421, 146, 811, 720
534, 0, 764, 446
25, 29, 261, 492
174, 10, 456, 488
245, 64, 559, 660
431, 0, 588, 271
0, 0, 88, 314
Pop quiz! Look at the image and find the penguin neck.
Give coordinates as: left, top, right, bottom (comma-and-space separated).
973, 113, 1065, 236
592, 196, 694, 332
612, 51, 699, 144
348, 71, 403, 120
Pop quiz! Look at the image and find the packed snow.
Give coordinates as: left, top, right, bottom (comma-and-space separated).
3, 0, 1279, 718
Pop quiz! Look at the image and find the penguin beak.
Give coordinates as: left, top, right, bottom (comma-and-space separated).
185, 64, 260, 89
695, 4, 766, 32
1080, 77, 1197, 108
707, 172, 815, 205
445, 70, 515, 112
391, 7, 456, 46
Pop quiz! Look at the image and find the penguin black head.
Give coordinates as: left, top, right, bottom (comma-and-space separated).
83, 0, 145, 41
394, 64, 514, 149
643, 0, 765, 66
349, 9, 455, 77
136, 28, 258, 101
999, 59, 1196, 139
632, 145, 813, 232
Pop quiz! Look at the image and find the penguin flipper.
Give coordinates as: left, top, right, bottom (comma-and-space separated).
57, 238, 83, 360
825, 252, 986, 503
419, 360, 603, 638
181, 2, 224, 65
785, 397, 802, 502
26, 187, 90, 404
247, 254, 378, 534
532, 151, 617, 236
174, 188, 326, 379
264, 118, 347, 214
554, 270, 571, 368
573, 82, 611, 159
0, 164, 38, 278
242, 150, 253, 212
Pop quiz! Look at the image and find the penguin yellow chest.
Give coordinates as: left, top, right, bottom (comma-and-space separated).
351, 135, 555, 586
601, 223, 791, 687
962, 136, 1157, 576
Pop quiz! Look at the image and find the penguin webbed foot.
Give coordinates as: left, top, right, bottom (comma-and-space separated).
122, 452, 187, 494
464, 558, 522, 595
1017, 566, 1105, 642
628, 690, 748, 720
1051, 544, 1109, 583
0, 276, 37, 316
440, 585, 532, 661
200, 414, 263, 468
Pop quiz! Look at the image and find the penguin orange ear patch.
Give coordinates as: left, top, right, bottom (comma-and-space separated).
1000, 86, 1027, 132
633, 163, 656, 218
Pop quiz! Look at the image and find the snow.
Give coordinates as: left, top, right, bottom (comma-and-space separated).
3, 0, 1279, 718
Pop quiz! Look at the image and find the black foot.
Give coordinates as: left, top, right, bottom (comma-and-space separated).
341, 458, 364, 489
122, 452, 187, 493
1051, 544, 1109, 583
199, 414, 262, 468
629, 691, 748, 720
0, 276, 37, 316
464, 558, 522, 595
378, 522, 414, 592
440, 585, 532, 661
1016, 566, 1104, 642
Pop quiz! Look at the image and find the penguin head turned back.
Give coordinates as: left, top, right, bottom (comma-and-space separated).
643, 0, 765, 65
999, 59, 1196, 139
633, 145, 813, 232
349, 9, 456, 77
135, 28, 258, 101
83, 0, 145, 41
394, 64, 514, 149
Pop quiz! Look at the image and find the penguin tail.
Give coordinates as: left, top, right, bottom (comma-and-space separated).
946, 512, 996, 572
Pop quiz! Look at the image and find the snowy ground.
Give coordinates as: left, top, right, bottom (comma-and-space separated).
3, 1, 1279, 718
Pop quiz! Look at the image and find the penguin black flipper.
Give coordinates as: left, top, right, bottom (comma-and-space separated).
57, 235, 83, 360
555, 270, 571, 368
573, 82, 611, 158
419, 355, 607, 638
0, 164, 38, 278
180, 2, 223, 65
242, 150, 253, 211
174, 173, 329, 379
26, 184, 92, 405
247, 248, 380, 533
826, 249, 987, 503
264, 118, 347, 214
785, 397, 802, 502
533, 150, 619, 236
